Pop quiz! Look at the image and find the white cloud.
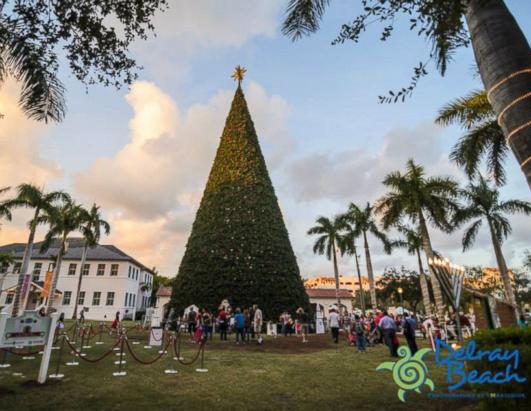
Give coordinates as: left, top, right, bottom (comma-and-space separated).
73, 80, 293, 274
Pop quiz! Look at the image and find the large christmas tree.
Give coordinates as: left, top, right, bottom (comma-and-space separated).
171, 67, 309, 319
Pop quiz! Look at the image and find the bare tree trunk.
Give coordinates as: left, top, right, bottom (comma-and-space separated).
465, 0, 531, 187
416, 248, 432, 316
72, 241, 88, 319
363, 231, 377, 310
46, 234, 66, 314
332, 239, 341, 307
11, 208, 39, 316
418, 211, 445, 319
353, 245, 366, 315
487, 219, 517, 312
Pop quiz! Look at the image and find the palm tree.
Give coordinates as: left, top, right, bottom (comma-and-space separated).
342, 202, 391, 310
283, 0, 531, 186
337, 221, 366, 315
393, 225, 433, 316
455, 177, 531, 309
435, 89, 507, 185
4, 184, 69, 316
0, 187, 12, 229
39, 199, 85, 314
307, 215, 346, 306
376, 159, 459, 319
71, 204, 110, 319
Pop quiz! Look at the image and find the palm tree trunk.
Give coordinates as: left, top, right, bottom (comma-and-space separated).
465, 0, 531, 187
418, 211, 445, 319
362, 231, 377, 310
332, 239, 341, 307
72, 241, 88, 319
11, 209, 39, 316
46, 234, 66, 314
416, 247, 432, 317
353, 246, 366, 315
487, 219, 517, 310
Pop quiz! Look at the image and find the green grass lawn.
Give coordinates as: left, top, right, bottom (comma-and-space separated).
0, 321, 479, 411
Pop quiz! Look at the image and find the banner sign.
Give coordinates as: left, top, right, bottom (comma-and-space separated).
41, 271, 53, 298
0, 311, 51, 347
149, 328, 163, 346
20, 274, 31, 301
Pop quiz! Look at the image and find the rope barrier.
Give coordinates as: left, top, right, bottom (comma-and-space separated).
125, 337, 172, 365
172, 333, 204, 366
65, 337, 121, 363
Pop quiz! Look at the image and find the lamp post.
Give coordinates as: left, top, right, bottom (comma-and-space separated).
397, 287, 403, 308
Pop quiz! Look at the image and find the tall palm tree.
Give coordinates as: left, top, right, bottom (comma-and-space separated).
393, 224, 433, 316
342, 202, 391, 310
307, 215, 346, 306
0, 187, 12, 229
4, 184, 69, 316
282, 0, 531, 186
337, 221, 366, 315
455, 177, 531, 309
39, 199, 85, 314
72, 204, 110, 319
376, 159, 459, 319
435, 89, 507, 185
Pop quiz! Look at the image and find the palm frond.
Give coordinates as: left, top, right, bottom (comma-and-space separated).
462, 219, 482, 251
435, 89, 493, 128
282, 0, 330, 41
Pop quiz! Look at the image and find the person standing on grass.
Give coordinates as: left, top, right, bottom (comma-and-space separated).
295, 307, 309, 343
110, 311, 120, 336
187, 307, 197, 337
401, 312, 418, 355
253, 304, 263, 344
234, 308, 245, 344
355, 315, 366, 353
380, 311, 398, 357
243, 308, 252, 343
329, 308, 340, 344
280, 311, 289, 337
249, 306, 255, 339
218, 307, 228, 341
202, 309, 213, 341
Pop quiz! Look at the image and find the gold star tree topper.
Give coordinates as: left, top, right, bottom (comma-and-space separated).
231, 65, 247, 85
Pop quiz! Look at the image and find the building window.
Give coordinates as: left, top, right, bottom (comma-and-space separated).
68, 263, 77, 275
124, 293, 128, 306
97, 264, 105, 276
32, 262, 42, 281
128, 266, 131, 278
63, 291, 72, 305
6, 294, 14, 304
132, 294, 136, 307
110, 264, 118, 276
82, 264, 90, 276
92, 292, 101, 306
0, 262, 8, 273
14, 262, 22, 274
78, 291, 85, 305
106, 292, 115, 306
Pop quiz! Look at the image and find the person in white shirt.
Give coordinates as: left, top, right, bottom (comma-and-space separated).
329, 308, 340, 343
253, 304, 263, 344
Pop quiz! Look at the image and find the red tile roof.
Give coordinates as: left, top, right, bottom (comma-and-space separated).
156, 286, 172, 297
306, 288, 352, 299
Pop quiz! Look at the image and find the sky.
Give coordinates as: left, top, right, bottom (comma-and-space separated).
0, 0, 530, 279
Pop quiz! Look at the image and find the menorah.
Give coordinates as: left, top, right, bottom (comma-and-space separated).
428, 257, 465, 342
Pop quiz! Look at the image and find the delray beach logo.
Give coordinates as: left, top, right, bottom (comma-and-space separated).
376, 339, 527, 402
376, 346, 435, 402
434, 339, 526, 390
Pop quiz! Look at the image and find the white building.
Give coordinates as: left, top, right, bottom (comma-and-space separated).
306, 288, 353, 317
0, 238, 154, 321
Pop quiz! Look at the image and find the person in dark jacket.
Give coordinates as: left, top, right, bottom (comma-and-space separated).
401, 312, 418, 354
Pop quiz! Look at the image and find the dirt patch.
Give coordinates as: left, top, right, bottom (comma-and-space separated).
200, 334, 337, 354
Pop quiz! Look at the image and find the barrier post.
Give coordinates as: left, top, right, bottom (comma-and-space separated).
66, 335, 79, 366
195, 340, 208, 373
78, 327, 86, 357
49, 334, 65, 379
113, 336, 127, 377
164, 336, 178, 374
0, 349, 10, 368
96, 322, 104, 345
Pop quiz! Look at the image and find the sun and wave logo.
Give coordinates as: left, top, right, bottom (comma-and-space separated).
376, 346, 435, 402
